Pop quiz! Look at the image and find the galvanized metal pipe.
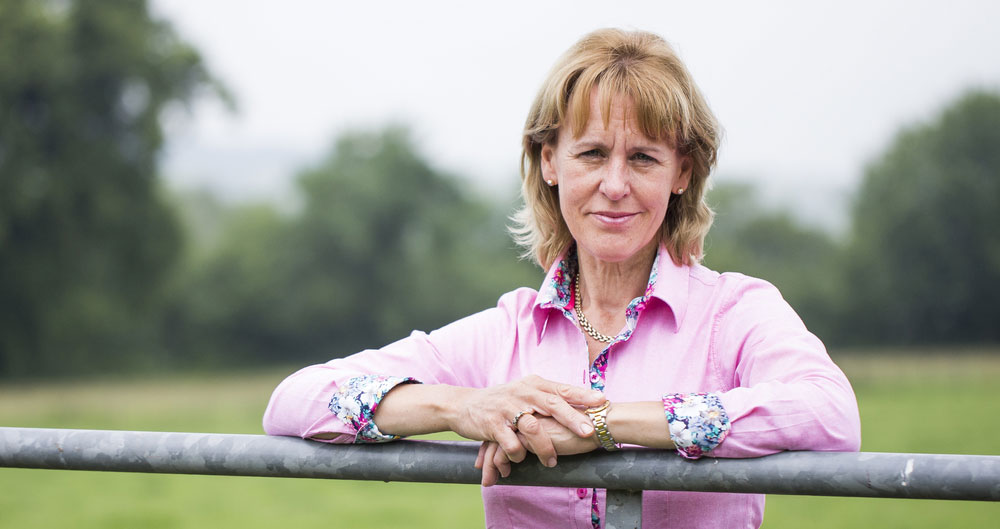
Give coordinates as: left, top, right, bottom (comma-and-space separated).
2, 427, 998, 501
606, 489, 643, 529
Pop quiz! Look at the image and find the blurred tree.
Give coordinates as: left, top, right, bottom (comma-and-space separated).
0, 0, 222, 377
166, 126, 539, 366
840, 90, 1000, 345
704, 182, 843, 342
163, 199, 293, 367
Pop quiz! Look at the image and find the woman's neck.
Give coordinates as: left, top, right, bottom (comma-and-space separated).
576, 240, 657, 315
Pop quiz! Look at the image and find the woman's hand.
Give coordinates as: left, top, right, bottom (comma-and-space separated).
448, 375, 604, 470
475, 441, 511, 487
522, 415, 601, 455
474, 416, 600, 486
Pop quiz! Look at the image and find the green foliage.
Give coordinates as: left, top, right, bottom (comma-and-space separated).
2, 0, 994, 379
841, 90, 1000, 345
163, 199, 293, 366
706, 89, 1000, 348
0, 0, 220, 377
165, 126, 540, 366
704, 182, 843, 341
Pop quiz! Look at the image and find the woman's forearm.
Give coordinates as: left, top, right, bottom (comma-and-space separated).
372, 383, 472, 437
604, 401, 675, 450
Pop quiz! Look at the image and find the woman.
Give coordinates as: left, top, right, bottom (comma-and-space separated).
264, 28, 860, 528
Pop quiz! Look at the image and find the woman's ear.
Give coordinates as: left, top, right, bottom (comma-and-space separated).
677, 155, 693, 192
540, 143, 557, 186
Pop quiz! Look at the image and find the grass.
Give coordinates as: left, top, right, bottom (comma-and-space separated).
1, 353, 998, 528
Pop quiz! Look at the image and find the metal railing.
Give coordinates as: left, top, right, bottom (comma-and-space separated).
2, 427, 998, 528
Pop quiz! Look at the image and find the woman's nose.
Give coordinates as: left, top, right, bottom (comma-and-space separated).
599, 156, 630, 200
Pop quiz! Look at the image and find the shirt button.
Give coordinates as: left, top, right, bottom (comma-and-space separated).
576, 488, 588, 499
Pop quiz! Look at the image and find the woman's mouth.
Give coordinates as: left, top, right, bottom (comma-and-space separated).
592, 211, 639, 226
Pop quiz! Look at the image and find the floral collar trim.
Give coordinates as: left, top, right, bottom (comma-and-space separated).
536, 246, 662, 340
538, 249, 577, 317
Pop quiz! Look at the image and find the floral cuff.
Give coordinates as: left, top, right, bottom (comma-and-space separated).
328, 374, 418, 443
662, 392, 731, 459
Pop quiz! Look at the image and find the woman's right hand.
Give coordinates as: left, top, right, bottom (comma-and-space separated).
449, 375, 604, 469
475, 415, 600, 486
522, 415, 601, 455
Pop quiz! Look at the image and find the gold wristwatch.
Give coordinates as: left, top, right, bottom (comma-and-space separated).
585, 400, 619, 451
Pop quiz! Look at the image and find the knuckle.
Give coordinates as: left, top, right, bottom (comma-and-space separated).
518, 416, 540, 434
501, 440, 523, 457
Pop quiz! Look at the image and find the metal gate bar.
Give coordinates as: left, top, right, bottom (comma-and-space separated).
3, 427, 999, 528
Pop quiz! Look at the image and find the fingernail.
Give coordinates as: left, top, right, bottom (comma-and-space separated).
591, 391, 604, 399
580, 423, 594, 435
547, 457, 557, 468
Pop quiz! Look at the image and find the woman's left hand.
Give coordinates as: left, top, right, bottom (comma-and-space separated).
474, 415, 599, 486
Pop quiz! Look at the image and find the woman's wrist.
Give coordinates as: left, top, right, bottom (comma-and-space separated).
585, 401, 620, 451
439, 385, 476, 433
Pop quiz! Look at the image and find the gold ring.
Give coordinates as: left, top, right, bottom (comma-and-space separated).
510, 409, 532, 431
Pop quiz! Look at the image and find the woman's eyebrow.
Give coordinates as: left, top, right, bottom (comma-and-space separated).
570, 137, 610, 150
573, 136, 667, 154
627, 139, 665, 150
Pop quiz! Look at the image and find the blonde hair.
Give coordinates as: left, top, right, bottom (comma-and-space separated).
511, 28, 720, 269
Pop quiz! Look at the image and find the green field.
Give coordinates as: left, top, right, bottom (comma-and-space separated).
1, 352, 998, 528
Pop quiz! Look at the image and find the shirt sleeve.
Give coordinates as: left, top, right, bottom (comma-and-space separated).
706, 276, 861, 458
262, 289, 531, 444
327, 374, 418, 443
661, 392, 731, 459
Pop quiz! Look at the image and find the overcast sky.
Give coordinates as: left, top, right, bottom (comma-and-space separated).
153, 0, 1000, 231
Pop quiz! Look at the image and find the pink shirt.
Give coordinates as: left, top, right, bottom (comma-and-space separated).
264, 245, 861, 528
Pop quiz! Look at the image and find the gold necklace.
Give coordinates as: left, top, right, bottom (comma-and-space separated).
574, 272, 615, 343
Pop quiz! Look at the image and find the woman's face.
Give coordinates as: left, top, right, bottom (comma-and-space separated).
541, 90, 691, 266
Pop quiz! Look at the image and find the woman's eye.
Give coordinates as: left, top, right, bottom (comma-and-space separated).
579, 149, 603, 158
632, 152, 656, 163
